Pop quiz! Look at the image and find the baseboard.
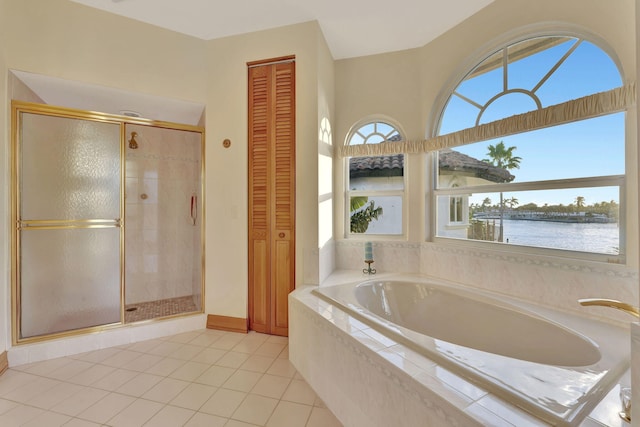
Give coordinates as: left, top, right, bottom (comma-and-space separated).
206, 314, 248, 333
0, 351, 8, 376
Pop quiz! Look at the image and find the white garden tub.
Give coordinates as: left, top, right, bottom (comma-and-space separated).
313, 278, 630, 426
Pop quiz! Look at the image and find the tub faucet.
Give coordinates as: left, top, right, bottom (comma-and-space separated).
578, 298, 640, 318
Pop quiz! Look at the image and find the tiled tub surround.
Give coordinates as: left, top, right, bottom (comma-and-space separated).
290, 278, 633, 427
315, 277, 629, 425
336, 241, 639, 326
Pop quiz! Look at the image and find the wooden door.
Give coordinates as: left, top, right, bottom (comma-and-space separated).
248, 57, 295, 336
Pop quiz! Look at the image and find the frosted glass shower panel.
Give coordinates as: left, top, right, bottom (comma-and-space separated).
20, 113, 121, 220
20, 228, 121, 338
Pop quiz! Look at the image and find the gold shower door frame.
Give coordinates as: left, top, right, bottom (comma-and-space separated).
11, 101, 206, 345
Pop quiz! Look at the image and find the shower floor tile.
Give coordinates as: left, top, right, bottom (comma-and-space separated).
125, 296, 199, 323
0, 330, 343, 427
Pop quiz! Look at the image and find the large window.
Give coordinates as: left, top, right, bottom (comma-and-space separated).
434, 36, 625, 259
346, 120, 405, 236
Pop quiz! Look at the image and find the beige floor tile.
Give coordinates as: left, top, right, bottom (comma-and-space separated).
209, 334, 245, 351
266, 400, 312, 427
183, 411, 227, 427
265, 358, 297, 378
195, 365, 235, 387
282, 379, 317, 405
142, 404, 195, 427
6, 376, 61, 403
251, 374, 291, 399
167, 331, 202, 344
147, 341, 184, 357
0, 371, 39, 398
48, 359, 94, 381
107, 398, 164, 427
63, 418, 102, 426
116, 372, 164, 397
74, 347, 122, 364
92, 368, 139, 391
0, 331, 345, 427
100, 350, 143, 368
168, 344, 204, 361
266, 335, 289, 345
124, 338, 164, 354
77, 392, 136, 424
222, 370, 262, 392
190, 347, 226, 365
239, 355, 276, 373
168, 360, 210, 382
231, 393, 278, 425
145, 357, 186, 377
120, 353, 165, 372
0, 398, 19, 415
0, 403, 44, 425
68, 364, 116, 386
216, 351, 251, 369
28, 381, 86, 410
22, 410, 71, 427
170, 383, 217, 410
142, 377, 190, 403
199, 388, 246, 417
306, 406, 343, 427
189, 333, 223, 348
224, 420, 261, 427
278, 345, 290, 359
20, 357, 73, 376
49, 387, 109, 417
254, 342, 287, 358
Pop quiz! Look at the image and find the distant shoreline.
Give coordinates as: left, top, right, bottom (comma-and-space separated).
473, 214, 616, 224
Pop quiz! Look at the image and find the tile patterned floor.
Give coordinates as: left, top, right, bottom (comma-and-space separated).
125, 297, 199, 323
0, 329, 343, 427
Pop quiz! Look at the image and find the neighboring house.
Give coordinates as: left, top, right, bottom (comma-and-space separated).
438, 148, 514, 239
349, 149, 513, 237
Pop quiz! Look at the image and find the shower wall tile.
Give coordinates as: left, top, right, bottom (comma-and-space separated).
125, 126, 202, 306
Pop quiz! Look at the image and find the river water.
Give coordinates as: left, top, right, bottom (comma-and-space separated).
498, 219, 619, 255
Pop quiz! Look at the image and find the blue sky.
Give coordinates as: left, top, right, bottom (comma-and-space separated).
438, 38, 624, 207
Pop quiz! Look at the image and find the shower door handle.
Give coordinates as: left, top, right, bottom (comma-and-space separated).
190, 195, 197, 225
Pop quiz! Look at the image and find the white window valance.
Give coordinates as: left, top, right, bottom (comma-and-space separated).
338, 82, 636, 158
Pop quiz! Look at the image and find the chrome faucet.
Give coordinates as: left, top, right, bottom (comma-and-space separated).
578, 298, 640, 318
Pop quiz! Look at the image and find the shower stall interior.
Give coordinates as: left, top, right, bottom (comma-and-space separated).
12, 101, 204, 343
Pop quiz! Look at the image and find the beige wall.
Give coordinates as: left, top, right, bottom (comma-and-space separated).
204, 21, 325, 317
0, 0, 8, 354
1, 1, 328, 333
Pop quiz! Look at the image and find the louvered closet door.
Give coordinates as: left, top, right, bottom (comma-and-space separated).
248, 58, 295, 336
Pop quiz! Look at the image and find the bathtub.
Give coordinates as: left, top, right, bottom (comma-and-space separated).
312, 278, 630, 426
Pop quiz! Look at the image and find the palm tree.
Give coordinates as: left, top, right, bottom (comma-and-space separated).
505, 196, 519, 210
483, 141, 521, 242
350, 196, 383, 233
575, 196, 585, 210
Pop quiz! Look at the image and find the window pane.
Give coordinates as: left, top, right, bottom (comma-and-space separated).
437, 187, 620, 255
349, 155, 404, 191
440, 37, 622, 134
350, 196, 402, 235
438, 113, 624, 188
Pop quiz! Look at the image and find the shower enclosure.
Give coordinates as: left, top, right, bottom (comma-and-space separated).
12, 101, 204, 343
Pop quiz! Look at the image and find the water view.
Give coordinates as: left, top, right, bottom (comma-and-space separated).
497, 219, 619, 254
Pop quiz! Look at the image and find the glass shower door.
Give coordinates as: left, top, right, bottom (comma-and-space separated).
16, 110, 122, 340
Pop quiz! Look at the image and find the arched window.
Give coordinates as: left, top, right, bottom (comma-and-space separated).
346, 119, 405, 235
434, 35, 626, 260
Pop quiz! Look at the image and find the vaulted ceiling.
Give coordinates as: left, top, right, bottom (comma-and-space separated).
70, 0, 494, 59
